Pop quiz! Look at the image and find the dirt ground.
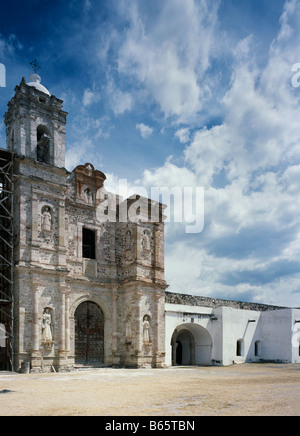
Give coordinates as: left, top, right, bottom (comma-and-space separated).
0, 363, 299, 416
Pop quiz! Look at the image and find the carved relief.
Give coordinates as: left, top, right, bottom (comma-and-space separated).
73, 163, 106, 204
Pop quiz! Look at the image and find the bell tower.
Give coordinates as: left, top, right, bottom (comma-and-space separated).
3, 69, 69, 372
4, 73, 67, 168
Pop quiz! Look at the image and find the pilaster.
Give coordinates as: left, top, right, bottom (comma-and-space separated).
31, 274, 41, 368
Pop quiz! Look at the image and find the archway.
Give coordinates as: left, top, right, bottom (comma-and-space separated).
75, 301, 104, 364
171, 324, 213, 366
175, 329, 195, 365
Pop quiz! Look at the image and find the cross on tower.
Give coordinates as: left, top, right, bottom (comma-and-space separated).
30, 59, 41, 74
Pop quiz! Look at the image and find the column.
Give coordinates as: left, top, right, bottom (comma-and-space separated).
111, 288, 119, 364
154, 224, 159, 282
31, 274, 41, 366
154, 291, 165, 368
31, 193, 38, 243
77, 224, 83, 258
135, 291, 143, 356
65, 288, 70, 352
58, 278, 66, 352
136, 225, 142, 261
30, 191, 40, 264
58, 200, 65, 249
57, 200, 66, 268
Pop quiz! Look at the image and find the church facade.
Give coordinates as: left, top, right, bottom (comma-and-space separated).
0, 74, 300, 373
2, 74, 166, 372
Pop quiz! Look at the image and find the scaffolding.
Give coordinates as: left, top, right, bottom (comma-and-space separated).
0, 148, 14, 371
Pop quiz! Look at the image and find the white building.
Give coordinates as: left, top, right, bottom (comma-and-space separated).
165, 292, 300, 366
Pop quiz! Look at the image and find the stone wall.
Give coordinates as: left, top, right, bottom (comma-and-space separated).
165, 291, 288, 312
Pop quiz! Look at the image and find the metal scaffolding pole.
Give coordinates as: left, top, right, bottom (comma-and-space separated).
0, 148, 14, 371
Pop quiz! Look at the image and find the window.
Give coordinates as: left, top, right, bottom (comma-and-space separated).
255, 341, 261, 357
82, 228, 96, 259
37, 125, 50, 164
236, 339, 244, 357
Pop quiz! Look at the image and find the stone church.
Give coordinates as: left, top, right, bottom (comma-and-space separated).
1, 73, 167, 372
1, 73, 300, 373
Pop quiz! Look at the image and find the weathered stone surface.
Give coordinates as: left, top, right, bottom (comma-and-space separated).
165, 291, 288, 312
5, 78, 167, 372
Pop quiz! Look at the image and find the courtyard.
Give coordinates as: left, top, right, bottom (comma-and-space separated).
0, 363, 299, 416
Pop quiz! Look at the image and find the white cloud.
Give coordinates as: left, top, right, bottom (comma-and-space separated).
44, 0, 300, 306
175, 128, 190, 144
141, 159, 197, 189
83, 88, 101, 107
0, 33, 22, 57
65, 137, 103, 171
134, 0, 300, 306
136, 123, 153, 139
71, 111, 111, 140
117, 0, 220, 122
106, 79, 133, 115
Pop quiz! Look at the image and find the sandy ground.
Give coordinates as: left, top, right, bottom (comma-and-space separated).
0, 363, 299, 416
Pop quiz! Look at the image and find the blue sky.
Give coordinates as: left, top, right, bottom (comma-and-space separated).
1, 0, 300, 307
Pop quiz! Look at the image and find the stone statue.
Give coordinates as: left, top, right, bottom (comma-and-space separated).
143, 315, 151, 344
42, 309, 53, 343
42, 207, 52, 232
84, 188, 94, 205
142, 231, 151, 252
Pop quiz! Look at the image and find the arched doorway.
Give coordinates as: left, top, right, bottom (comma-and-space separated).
171, 324, 212, 366
175, 330, 195, 365
75, 301, 104, 364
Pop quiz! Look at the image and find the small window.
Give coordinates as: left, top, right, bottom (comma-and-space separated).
236, 339, 244, 357
255, 340, 261, 357
82, 228, 96, 259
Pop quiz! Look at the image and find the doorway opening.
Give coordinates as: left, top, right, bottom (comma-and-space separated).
75, 301, 104, 364
171, 324, 212, 366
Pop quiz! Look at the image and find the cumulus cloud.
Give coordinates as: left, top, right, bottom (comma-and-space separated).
136, 0, 300, 306
83, 88, 101, 107
61, 0, 300, 306
65, 137, 103, 171
117, 0, 220, 122
136, 123, 153, 139
106, 79, 133, 115
71, 111, 111, 140
175, 128, 190, 144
